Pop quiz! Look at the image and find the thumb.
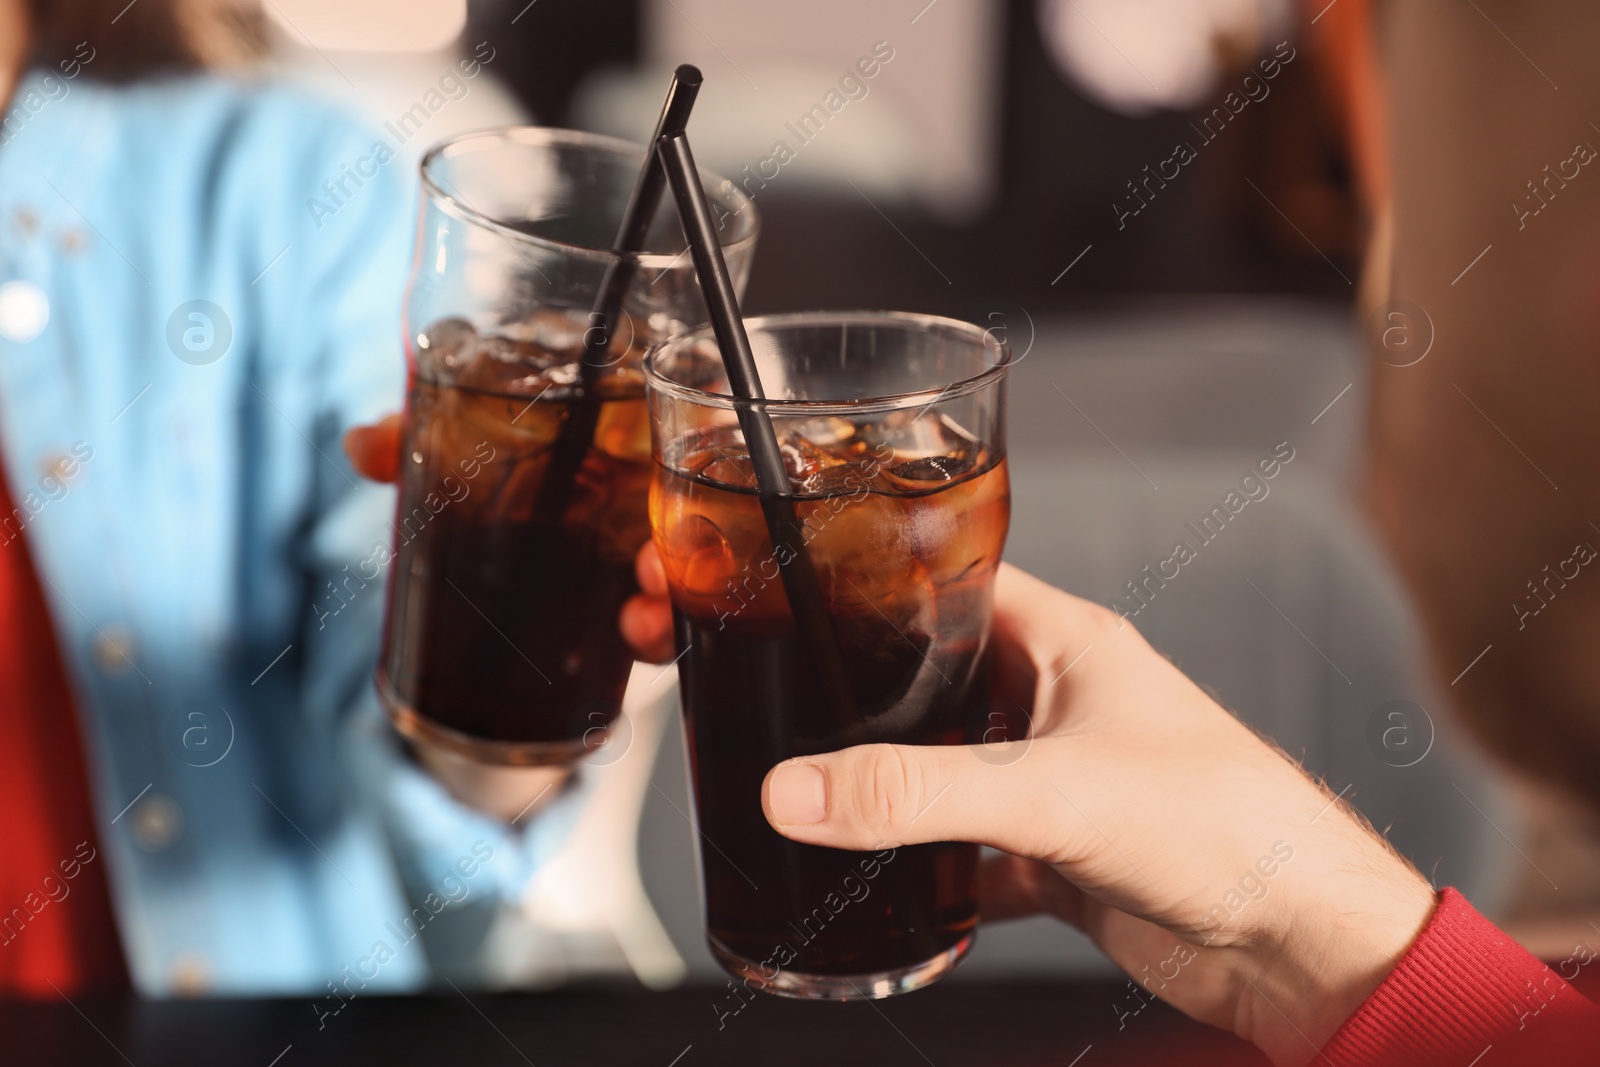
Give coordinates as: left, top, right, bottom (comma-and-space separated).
761, 741, 1061, 859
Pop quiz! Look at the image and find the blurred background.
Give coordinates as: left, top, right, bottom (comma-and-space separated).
265, 0, 1362, 312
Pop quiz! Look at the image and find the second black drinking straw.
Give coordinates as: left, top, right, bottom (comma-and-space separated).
655, 130, 858, 724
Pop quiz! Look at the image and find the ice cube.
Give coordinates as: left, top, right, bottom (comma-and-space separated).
403, 379, 547, 525
702, 454, 757, 490
471, 439, 552, 525
456, 333, 579, 400
593, 365, 647, 401
903, 458, 1010, 587
797, 485, 923, 617
476, 333, 548, 365
781, 434, 851, 495
475, 381, 565, 445
506, 306, 657, 377
880, 453, 977, 492
678, 431, 758, 491
829, 552, 940, 667
652, 452, 786, 619
861, 409, 978, 464
419, 375, 566, 516
782, 417, 859, 451
564, 449, 654, 565
593, 395, 652, 463
796, 461, 876, 500
416, 317, 477, 381
659, 511, 736, 597
501, 307, 586, 354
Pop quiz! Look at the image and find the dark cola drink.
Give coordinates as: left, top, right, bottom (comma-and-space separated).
650, 416, 1010, 996
378, 314, 653, 759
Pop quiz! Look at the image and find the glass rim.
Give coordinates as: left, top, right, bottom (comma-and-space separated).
644, 310, 1012, 417
417, 125, 760, 269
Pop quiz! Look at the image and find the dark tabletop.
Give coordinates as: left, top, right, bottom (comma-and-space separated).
3, 980, 1268, 1066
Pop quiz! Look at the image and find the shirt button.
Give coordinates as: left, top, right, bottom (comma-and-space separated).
168, 952, 211, 995
93, 628, 137, 673
129, 793, 182, 851
58, 229, 88, 257
0, 280, 49, 343
39, 450, 80, 484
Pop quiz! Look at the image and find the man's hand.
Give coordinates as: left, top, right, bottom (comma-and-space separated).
755, 564, 1434, 1066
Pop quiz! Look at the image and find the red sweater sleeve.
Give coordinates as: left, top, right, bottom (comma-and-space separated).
1322, 888, 1600, 1065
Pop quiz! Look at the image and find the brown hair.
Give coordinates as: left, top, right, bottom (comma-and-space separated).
28, 0, 262, 81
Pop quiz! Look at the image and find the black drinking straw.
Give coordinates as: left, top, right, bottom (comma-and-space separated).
539, 64, 703, 523
656, 130, 858, 724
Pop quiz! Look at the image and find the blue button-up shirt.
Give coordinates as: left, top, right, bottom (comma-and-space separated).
0, 70, 584, 996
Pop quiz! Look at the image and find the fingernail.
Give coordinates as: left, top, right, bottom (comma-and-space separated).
768, 762, 827, 825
